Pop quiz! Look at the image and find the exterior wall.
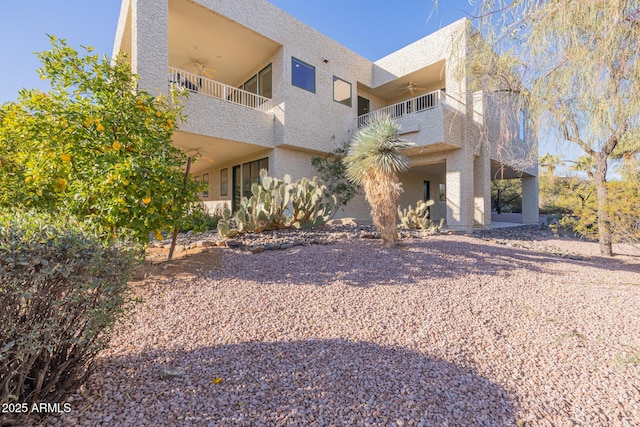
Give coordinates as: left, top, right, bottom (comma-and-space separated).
356, 87, 387, 113
473, 151, 492, 228
396, 107, 445, 147
189, 0, 374, 154
181, 96, 276, 148
130, 0, 169, 94
270, 147, 317, 182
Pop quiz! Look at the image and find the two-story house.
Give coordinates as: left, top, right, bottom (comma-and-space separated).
112, 0, 539, 232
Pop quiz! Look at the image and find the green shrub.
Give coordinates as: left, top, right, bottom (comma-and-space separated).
0, 211, 138, 425
179, 204, 223, 234
311, 140, 359, 216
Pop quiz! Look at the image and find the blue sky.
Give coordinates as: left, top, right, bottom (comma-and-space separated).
0, 0, 474, 104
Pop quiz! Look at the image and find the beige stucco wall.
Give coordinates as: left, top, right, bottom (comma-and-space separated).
181, 96, 277, 148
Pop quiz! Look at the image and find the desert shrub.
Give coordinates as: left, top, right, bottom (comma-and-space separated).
0, 211, 138, 425
179, 204, 223, 234
606, 178, 640, 244
311, 140, 359, 216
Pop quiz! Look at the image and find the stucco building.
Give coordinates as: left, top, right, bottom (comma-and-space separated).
112, 0, 539, 232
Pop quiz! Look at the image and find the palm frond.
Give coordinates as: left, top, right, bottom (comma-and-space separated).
343, 115, 414, 186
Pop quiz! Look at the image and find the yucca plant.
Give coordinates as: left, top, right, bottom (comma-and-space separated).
343, 115, 414, 247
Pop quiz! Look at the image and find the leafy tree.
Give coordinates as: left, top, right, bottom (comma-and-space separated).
0, 36, 203, 243
539, 153, 564, 177
343, 116, 413, 248
460, 0, 640, 256
311, 139, 359, 217
491, 179, 521, 214
606, 177, 640, 244
570, 155, 596, 179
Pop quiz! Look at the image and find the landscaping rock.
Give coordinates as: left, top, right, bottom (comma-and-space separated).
159, 367, 186, 380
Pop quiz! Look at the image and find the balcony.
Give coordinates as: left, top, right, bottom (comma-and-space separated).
168, 67, 274, 113
356, 90, 442, 128
355, 90, 467, 151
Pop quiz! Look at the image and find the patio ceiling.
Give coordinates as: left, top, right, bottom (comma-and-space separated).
168, 0, 281, 87
365, 60, 446, 102
172, 130, 271, 175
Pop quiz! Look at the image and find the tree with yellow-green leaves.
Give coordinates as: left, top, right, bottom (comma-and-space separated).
0, 36, 203, 243
454, 0, 640, 256
538, 151, 639, 245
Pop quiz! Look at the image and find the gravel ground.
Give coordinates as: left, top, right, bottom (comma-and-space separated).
38, 228, 640, 427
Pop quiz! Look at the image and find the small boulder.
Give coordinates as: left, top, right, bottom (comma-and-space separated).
160, 367, 186, 379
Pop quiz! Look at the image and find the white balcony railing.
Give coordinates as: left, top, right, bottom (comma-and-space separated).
168, 67, 274, 112
356, 90, 444, 128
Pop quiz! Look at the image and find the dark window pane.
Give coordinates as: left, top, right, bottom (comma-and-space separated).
202, 174, 209, 199
259, 64, 272, 99
220, 168, 228, 197
244, 75, 258, 95
233, 166, 241, 211
251, 161, 259, 184
258, 158, 268, 173
243, 163, 251, 197
292, 58, 315, 93
357, 96, 370, 116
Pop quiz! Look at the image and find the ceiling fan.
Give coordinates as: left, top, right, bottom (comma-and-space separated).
194, 60, 216, 78
401, 81, 428, 96
181, 59, 217, 78
188, 149, 216, 164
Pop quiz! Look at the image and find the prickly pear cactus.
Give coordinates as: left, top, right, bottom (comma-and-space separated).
398, 199, 437, 230
217, 169, 336, 238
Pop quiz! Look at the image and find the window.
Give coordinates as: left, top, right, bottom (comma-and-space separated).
258, 64, 272, 99
240, 64, 272, 99
244, 75, 258, 95
220, 168, 228, 197
232, 158, 269, 211
292, 58, 315, 93
194, 176, 200, 198
519, 109, 525, 141
202, 173, 209, 199
439, 183, 446, 201
333, 76, 352, 106
357, 96, 370, 116
423, 181, 431, 202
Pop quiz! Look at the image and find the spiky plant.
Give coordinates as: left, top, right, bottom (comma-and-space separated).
343, 115, 414, 247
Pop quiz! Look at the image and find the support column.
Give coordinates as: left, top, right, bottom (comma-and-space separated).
521, 175, 539, 224
473, 151, 491, 228
445, 150, 475, 233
